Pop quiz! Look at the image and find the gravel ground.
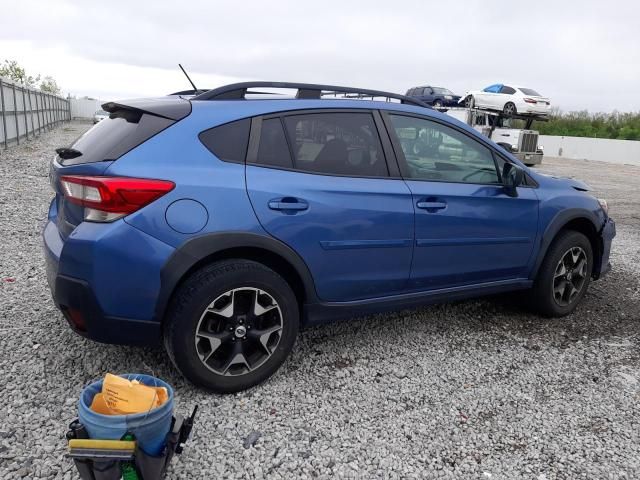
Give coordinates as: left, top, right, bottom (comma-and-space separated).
0, 122, 639, 479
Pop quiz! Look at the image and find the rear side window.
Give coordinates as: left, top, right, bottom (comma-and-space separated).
199, 118, 250, 163
61, 111, 174, 166
256, 118, 293, 168
282, 113, 388, 177
500, 86, 516, 95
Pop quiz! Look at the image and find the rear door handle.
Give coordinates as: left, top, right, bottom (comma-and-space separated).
268, 198, 309, 211
417, 201, 447, 210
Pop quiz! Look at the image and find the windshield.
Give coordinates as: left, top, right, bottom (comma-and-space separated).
432, 87, 454, 95
519, 88, 541, 96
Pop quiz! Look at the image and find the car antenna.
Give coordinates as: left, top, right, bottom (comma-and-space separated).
178, 63, 198, 92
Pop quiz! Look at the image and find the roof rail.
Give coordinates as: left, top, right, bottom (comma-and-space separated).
192, 82, 431, 109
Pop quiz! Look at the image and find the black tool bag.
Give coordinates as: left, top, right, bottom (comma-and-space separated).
67, 407, 197, 480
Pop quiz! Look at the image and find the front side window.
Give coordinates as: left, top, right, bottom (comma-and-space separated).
388, 115, 500, 184
483, 84, 503, 93
282, 112, 388, 177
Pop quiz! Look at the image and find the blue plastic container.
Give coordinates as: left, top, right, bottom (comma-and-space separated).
78, 374, 174, 456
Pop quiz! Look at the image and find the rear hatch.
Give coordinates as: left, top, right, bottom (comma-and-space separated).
50, 97, 190, 239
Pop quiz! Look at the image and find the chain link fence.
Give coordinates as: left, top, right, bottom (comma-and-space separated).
0, 77, 71, 149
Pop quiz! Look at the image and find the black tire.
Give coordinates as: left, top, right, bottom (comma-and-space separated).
528, 230, 593, 317
164, 259, 299, 393
433, 100, 443, 108
503, 102, 517, 115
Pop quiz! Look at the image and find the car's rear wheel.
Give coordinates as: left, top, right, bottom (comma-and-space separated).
528, 230, 593, 317
164, 259, 299, 393
503, 102, 517, 115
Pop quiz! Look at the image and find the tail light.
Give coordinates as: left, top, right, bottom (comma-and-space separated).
523, 98, 538, 104
60, 176, 175, 222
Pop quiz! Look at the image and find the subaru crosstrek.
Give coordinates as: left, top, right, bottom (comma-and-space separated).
44, 82, 615, 393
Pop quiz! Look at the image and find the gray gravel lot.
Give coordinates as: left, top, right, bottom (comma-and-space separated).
0, 121, 639, 479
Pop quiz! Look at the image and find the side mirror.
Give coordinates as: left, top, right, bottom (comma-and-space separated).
503, 163, 524, 197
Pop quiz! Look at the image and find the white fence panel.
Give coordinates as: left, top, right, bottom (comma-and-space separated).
70, 98, 104, 119
0, 77, 70, 148
540, 135, 640, 166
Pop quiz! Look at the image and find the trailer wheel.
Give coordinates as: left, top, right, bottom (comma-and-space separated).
464, 96, 474, 108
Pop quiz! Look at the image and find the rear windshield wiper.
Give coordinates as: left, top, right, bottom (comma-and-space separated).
55, 147, 83, 160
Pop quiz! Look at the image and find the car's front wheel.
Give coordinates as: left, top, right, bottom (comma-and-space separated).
528, 230, 593, 317
433, 100, 443, 109
164, 259, 299, 393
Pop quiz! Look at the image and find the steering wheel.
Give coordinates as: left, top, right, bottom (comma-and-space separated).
461, 169, 493, 182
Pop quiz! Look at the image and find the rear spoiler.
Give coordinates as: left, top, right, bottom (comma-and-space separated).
102, 97, 191, 121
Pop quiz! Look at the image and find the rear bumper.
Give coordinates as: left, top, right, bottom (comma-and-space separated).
595, 218, 615, 279
43, 216, 173, 347
53, 274, 162, 346
518, 103, 551, 115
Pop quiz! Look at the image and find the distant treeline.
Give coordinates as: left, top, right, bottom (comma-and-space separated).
532, 111, 640, 140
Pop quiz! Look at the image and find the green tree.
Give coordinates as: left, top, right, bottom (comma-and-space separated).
535, 110, 640, 140
40, 76, 61, 95
0, 59, 40, 87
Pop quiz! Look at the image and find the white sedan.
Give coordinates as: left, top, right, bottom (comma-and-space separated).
460, 84, 551, 116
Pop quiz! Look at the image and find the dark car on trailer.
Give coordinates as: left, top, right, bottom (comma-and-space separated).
406, 86, 461, 108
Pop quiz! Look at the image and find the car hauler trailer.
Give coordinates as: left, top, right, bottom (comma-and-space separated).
444, 107, 546, 166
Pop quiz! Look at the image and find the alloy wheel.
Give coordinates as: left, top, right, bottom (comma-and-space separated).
503, 103, 516, 115
552, 246, 588, 307
194, 287, 283, 376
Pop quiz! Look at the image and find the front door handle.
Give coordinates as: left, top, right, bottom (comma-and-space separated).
268, 198, 309, 211
417, 201, 447, 210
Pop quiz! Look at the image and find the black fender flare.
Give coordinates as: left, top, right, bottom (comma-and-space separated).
154, 232, 319, 322
530, 208, 602, 280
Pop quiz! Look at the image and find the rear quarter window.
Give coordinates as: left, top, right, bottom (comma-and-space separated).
199, 118, 251, 163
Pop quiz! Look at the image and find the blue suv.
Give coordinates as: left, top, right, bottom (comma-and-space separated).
44, 82, 615, 392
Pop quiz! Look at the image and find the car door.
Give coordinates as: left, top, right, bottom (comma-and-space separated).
478, 84, 502, 109
421, 87, 435, 105
383, 112, 539, 291
245, 110, 415, 302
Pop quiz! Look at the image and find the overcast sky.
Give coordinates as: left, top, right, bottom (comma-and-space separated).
0, 0, 638, 112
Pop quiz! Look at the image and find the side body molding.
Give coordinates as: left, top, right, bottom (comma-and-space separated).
155, 232, 320, 322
